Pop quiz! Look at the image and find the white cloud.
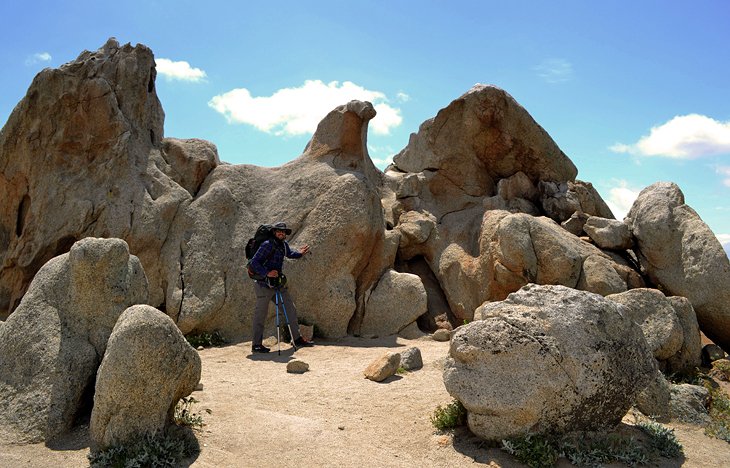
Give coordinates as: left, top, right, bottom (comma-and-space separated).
610, 114, 730, 158
156, 58, 207, 82
534, 58, 574, 83
368, 144, 396, 168
605, 180, 641, 220
717, 166, 730, 187
209, 80, 403, 136
396, 92, 410, 102
717, 233, 730, 258
25, 52, 52, 66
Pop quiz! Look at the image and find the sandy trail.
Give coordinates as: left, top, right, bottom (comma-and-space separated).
2, 336, 730, 467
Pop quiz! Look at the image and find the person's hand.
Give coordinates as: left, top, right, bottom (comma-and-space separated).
267, 270, 279, 278
300, 244, 310, 255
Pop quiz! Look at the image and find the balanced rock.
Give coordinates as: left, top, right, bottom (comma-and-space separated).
583, 216, 632, 250
0, 238, 147, 443
445, 284, 655, 440
627, 182, 730, 351
90, 304, 201, 450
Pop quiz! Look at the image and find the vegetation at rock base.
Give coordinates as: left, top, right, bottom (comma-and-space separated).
184, 331, 226, 348
502, 422, 682, 468
430, 398, 466, 431
665, 365, 730, 443
174, 396, 208, 429
706, 385, 730, 442
88, 398, 207, 467
88, 429, 199, 468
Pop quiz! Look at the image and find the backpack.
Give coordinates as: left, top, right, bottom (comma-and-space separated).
245, 224, 275, 259
245, 224, 276, 280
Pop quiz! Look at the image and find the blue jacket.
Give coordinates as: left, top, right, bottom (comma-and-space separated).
249, 239, 302, 280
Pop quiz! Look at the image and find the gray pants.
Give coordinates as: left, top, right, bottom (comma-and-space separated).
252, 283, 301, 346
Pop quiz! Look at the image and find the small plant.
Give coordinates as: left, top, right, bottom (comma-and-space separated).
706, 385, 730, 442
174, 396, 205, 429
637, 420, 683, 458
430, 398, 466, 431
88, 430, 198, 468
185, 331, 226, 348
396, 366, 408, 375
502, 434, 558, 468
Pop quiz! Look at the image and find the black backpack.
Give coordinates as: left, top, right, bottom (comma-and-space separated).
245, 224, 275, 259
245, 224, 277, 280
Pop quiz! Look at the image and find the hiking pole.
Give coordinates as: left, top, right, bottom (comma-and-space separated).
274, 289, 282, 355
276, 288, 298, 351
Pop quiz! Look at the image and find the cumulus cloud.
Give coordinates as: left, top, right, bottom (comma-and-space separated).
156, 58, 207, 82
534, 58, 574, 83
610, 114, 730, 158
209, 80, 403, 136
605, 180, 641, 220
25, 52, 52, 66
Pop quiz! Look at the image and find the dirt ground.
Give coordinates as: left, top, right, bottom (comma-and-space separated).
2, 335, 730, 467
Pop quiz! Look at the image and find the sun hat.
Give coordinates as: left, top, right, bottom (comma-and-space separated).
271, 222, 292, 234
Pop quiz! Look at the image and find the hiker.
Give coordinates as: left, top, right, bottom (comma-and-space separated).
248, 222, 313, 353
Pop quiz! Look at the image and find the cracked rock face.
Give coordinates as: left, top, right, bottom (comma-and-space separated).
0, 38, 194, 316
444, 284, 655, 441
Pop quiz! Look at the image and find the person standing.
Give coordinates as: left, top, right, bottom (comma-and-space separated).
248, 222, 313, 353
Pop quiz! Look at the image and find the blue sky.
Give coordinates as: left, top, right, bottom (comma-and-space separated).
2, 1, 729, 254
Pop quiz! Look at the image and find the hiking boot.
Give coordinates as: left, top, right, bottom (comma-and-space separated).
252, 344, 270, 353
294, 337, 314, 347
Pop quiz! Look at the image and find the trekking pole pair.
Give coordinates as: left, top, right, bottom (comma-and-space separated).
274, 287, 298, 355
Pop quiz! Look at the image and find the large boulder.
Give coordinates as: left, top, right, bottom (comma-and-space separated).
0, 238, 148, 443
163, 100, 392, 339
444, 284, 655, 441
0, 38, 196, 317
627, 182, 730, 351
90, 304, 201, 450
359, 269, 427, 336
607, 288, 701, 373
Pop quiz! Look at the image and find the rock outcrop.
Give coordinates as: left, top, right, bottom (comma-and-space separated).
627, 182, 730, 351
0, 39, 197, 319
444, 284, 655, 441
90, 304, 201, 450
0, 238, 147, 443
3, 38, 727, 356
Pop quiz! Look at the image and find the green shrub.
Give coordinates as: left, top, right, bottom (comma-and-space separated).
185, 331, 226, 348
501, 424, 682, 468
174, 396, 205, 429
637, 420, 683, 458
502, 434, 558, 468
430, 399, 466, 430
88, 430, 198, 468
